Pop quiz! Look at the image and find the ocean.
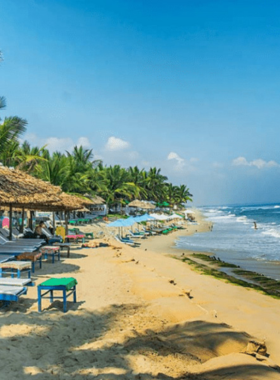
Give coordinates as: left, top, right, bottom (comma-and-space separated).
176, 203, 280, 280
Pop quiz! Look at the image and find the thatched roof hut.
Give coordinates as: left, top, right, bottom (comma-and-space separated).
128, 200, 155, 209
27, 194, 94, 212
0, 165, 61, 208
83, 193, 105, 205
0, 166, 94, 211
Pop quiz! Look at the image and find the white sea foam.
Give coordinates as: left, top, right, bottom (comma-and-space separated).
179, 204, 280, 263
262, 228, 280, 239
236, 216, 249, 224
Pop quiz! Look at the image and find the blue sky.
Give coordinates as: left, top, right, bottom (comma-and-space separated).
1, 0, 280, 205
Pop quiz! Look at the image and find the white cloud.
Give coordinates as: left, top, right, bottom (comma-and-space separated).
22, 133, 92, 153
105, 136, 130, 151
45, 137, 74, 152
167, 152, 185, 165
77, 137, 91, 148
232, 156, 279, 169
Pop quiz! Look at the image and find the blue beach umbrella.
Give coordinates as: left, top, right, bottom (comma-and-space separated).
107, 219, 129, 227
134, 214, 156, 222
107, 217, 136, 237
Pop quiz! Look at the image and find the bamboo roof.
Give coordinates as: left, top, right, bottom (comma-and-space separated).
0, 166, 94, 211
28, 193, 92, 212
83, 193, 106, 205
0, 165, 61, 207
128, 200, 156, 209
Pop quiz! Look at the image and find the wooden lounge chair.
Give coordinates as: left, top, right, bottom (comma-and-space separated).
0, 228, 44, 246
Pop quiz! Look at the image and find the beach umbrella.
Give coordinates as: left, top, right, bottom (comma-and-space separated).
107, 217, 136, 237
134, 214, 156, 222
150, 213, 169, 221
167, 213, 183, 220
156, 202, 170, 207
107, 219, 128, 227
184, 209, 194, 214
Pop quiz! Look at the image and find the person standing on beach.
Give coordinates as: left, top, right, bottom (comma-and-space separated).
254, 222, 258, 229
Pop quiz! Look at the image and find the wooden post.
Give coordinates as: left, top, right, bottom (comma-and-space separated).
65, 211, 69, 235
53, 211, 55, 229
20, 207, 25, 233
28, 211, 34, 230
9, 204, 13, 241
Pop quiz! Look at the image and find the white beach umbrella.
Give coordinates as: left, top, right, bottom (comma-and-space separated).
167, 213, 183, 220
150, 213, 169, 221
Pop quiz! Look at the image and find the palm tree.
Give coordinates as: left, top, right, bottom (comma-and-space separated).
0, 96, 6, 110
127, 166, 148, 200
15, 141, 48, 172
175, 184, 193, 206
36, 151, 70, 187
0, 97, 27, 162
146, 167, 168, 201
101, 165, 138, 206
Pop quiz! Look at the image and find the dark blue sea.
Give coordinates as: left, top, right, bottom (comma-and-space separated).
176, 203, 280, 279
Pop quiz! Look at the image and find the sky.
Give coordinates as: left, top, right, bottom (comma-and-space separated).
1, 0, 280, 206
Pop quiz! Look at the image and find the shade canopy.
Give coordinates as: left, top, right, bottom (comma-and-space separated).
107, 218, 136, 227
128, 200, 155, 209
0, 165, 94, 211
134, 214, 156, 222
28, 193, 93, 212
157, 201, 170, 207
167, 213, 183, 220
83, 193, 105, 205
149, 213, 170, 221
0, 165, 61, 208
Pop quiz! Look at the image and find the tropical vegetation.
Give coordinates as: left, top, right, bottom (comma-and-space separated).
0, 96, 193, 208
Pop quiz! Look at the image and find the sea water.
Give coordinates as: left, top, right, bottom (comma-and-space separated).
176, 204, 280, 279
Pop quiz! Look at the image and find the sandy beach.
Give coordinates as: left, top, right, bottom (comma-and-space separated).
1, 214, 280, 379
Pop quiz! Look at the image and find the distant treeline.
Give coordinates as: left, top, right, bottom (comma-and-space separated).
0, 96, 192, 207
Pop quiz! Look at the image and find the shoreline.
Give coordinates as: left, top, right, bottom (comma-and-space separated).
0, 213, 280, 378
139, 209, 280, 281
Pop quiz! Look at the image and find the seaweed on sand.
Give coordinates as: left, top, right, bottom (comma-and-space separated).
178, 256, 280, 299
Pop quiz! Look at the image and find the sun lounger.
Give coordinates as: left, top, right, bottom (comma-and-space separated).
0, 254, 15, 263
69, 228, 94, 239
41, 228, 62, 244
115, 235, 140, 247
37, 277, 77, 313
0, 236, 38, 252
128, 230, 146, 239
0, 228, 44, 246
0, 277, 34, 286
0, 285, 27, 307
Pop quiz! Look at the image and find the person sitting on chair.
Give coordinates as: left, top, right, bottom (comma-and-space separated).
35, 221, 48, 240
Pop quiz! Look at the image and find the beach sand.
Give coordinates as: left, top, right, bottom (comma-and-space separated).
0, 214, 280, 379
